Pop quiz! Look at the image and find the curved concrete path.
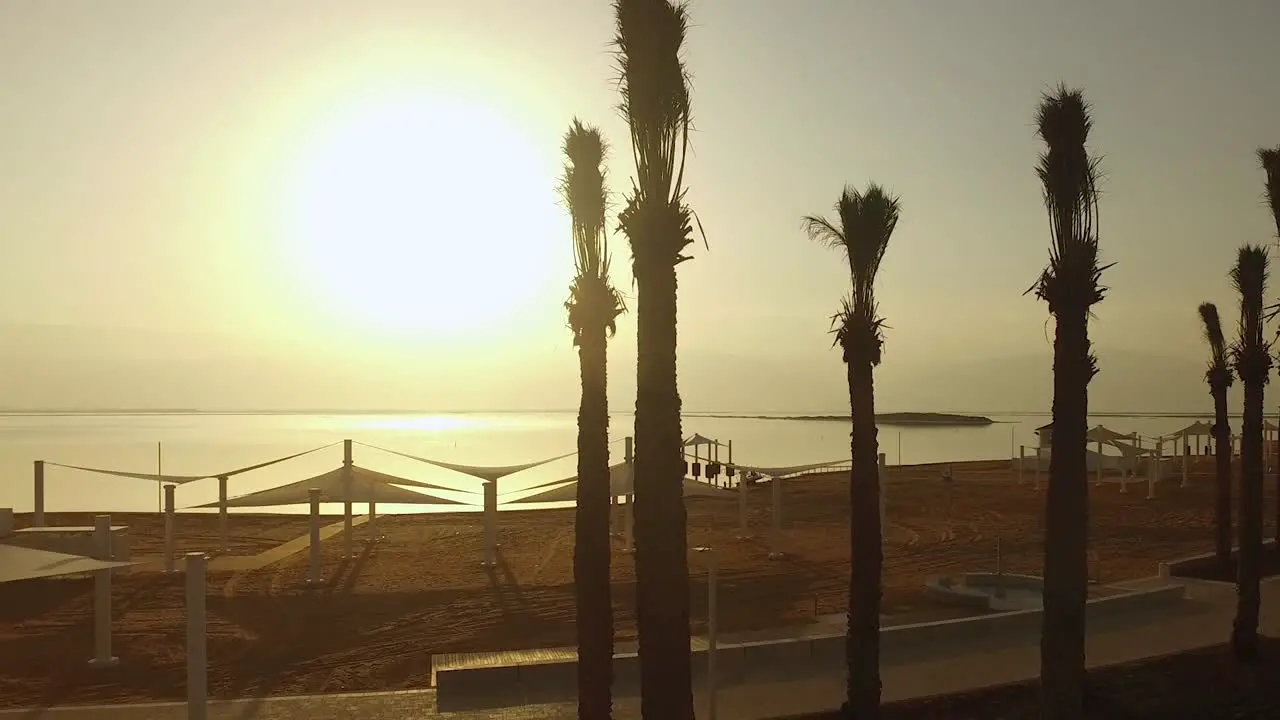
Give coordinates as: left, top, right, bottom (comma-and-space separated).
2, 576, 1275, 719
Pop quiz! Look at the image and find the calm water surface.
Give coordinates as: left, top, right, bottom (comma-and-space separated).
0, 412, 1211, 513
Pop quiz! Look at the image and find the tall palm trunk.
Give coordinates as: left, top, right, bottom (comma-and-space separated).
803, 184, 900, 720
846, 359, 882, 718
1257, 148, 1279, 545
1031, 86, 1106, 720
632, 253, 693, 718
1198, 302, 1234, 571
1212, 393, 1233, 568
561, 119, 623, 719
613, 2, 699, 716
1228, 246, 1269, 661
1041, 304, 1091, 719
575, 321, 614, 719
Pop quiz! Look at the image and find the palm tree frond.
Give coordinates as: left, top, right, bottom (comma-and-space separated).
1032, 85, 1108, 315
1229, 245, 1274, 381
809, 183, 902, 366
613, 0, 697, 269
1258, 147, 1280, 238
1198, 301, 1234, 389
561, 119, 624, 342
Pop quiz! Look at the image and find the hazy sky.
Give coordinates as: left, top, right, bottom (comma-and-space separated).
1, 0, 1277, 413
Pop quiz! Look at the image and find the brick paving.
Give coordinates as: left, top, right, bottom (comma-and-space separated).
3, 577, 1275, 719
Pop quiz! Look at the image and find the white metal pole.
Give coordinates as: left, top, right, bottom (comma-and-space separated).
33, 460, 44, 527
1095, 441, 1103, 486
624, 438, 635, 552
217, 476, 228, 555
164, 484, 176, 574
707, 550, 718, 720
90, 514, 118, 668
1181, 443, 1189, 487
768, 476, 784, 560
898, 432, 903, 466
1017, 445, 1025, 485
343, 439, 353, 559
369, 476, 378, 541
1147, 441, 1160, 500
624, 492, 634, 552
482, 481, 497, 567
186, 552, 207, 720
308, 488, 321, 586
878, 453, 887, 538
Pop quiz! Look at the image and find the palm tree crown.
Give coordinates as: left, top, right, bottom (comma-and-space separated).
1259, 147, 1280, 235
613, 0, 696, 271
1199, 302, 1234, 392
1032, 85, 1109, 324
562, 119, 624, 339
803, 184, 901, 364
1230, 246, 1272, 381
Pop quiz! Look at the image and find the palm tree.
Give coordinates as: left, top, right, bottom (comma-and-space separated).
1030, 85, 1108, 720
562, 119, 625, 720
1198, 302, 1234, 572
612, 1, 697, 716
1258, 147, 1280, 545
1228, 246, 1270, 661
804, 184, 901, 719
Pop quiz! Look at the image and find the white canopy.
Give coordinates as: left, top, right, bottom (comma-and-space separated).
734, 459, 850, 478
509, 462, 733, 504
0, 545, 136, 584
354, 441, 573, 484
1086, 425, 1132, 444
45, 442, 338, 485
683, 434, 718, 447
198, 465, 472, 508
1168, 421, 1214, 439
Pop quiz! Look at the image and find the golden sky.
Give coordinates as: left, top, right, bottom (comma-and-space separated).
1, 0, 1277, 412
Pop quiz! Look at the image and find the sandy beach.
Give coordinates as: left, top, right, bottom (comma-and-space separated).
0, 458, 1273, 708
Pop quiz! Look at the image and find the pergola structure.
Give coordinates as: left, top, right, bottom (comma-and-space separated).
683, 434, 734, 488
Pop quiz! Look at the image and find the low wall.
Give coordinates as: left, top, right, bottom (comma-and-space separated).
433, 583, 1186, 708
1160, 537, 1279, 579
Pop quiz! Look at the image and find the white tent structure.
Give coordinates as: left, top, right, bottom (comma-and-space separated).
0, 544, 134, 584
197, 465, 468, 509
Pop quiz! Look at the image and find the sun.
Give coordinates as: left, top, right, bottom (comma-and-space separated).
280, 93, 562, 341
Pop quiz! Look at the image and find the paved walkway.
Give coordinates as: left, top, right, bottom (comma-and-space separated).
3, 577, 1275, 719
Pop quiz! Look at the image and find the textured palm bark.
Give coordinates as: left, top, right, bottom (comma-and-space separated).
574, 325, 614, 720
1212, 391, 1232, 571
632, 262, 694, 720
843, 358, 883, 719
1039, 307, 1090, 720
1232, 374, 1263, 660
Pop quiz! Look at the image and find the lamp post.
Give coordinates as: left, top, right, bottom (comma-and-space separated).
693, 545, 718, 720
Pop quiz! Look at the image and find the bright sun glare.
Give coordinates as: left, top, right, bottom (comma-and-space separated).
282, 93, 561, 341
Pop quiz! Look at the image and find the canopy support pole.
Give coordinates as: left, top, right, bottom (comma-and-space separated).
482, 481, 497, 567
33, 460, 44, 527
89, 514, 118, 669
217, 476, 228, 555
342, 440, 353, 559
163, 485, 176, 574
307, 488, 321, 586
768, 476, 785, 560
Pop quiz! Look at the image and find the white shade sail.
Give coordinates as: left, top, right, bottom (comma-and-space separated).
198, 465, 473, 508
0, 545, 136, 583
354, 441, 574, 483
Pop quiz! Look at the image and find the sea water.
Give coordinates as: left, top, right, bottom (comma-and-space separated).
0, 412, 1209, 514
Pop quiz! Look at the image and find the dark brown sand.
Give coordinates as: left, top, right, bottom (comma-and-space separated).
794, 636, 1280, 720
0, 458, 1274, 708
